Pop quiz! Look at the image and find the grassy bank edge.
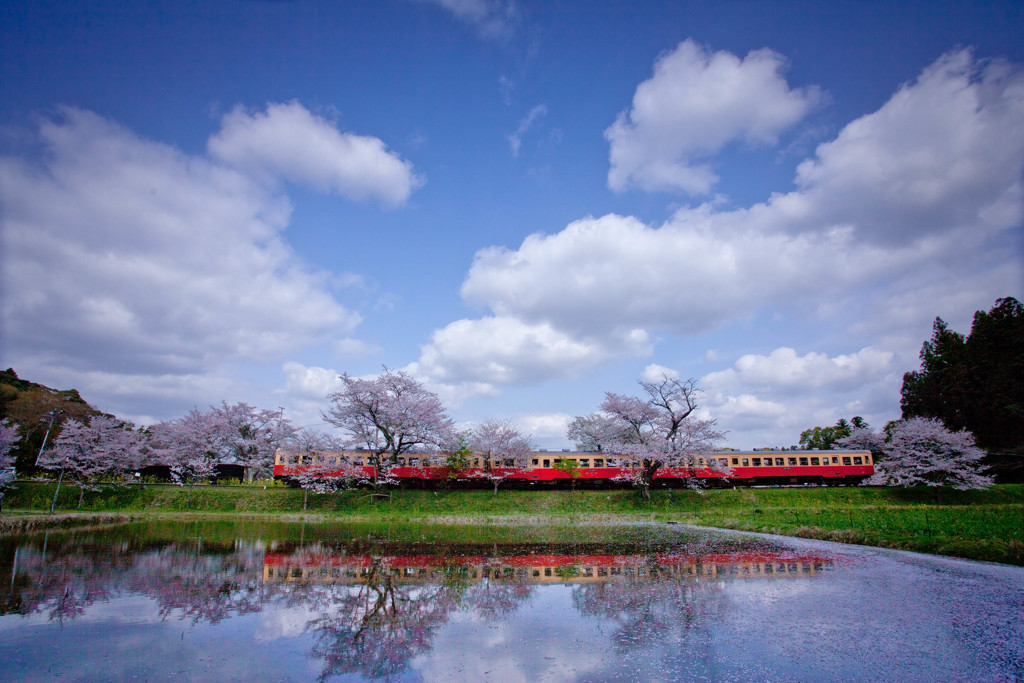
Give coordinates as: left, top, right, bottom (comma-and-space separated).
3, 483, 1022, 565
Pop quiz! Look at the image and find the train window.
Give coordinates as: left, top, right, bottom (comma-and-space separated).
580, 459, 590, 467
853, 456, 863, 465
864, 455, 872, 464
503, 458, 514, 466
594, 458, 604, 467
799, 457, 809, 466
532, 459, 539, 466
788, 457, 797, 466
543, 459, 550, 467
731, 458, 739, 465
409, 458, 419, 466
775, 458, 784, 466
752, 458, 761, 466
842, 457, 852, 465
741, 458, 749, 466
473, 458, 481, 467
810, 457, 820, 465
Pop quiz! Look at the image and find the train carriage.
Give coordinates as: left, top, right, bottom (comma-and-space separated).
273, 448, 874, 488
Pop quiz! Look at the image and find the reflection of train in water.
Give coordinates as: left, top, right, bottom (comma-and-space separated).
274, 449, 875, 488
263, 550, 836, 585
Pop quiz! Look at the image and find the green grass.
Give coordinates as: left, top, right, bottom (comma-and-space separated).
4, 482, 1022, 564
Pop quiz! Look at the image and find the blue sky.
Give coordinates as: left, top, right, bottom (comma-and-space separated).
2, 0, 1022, 449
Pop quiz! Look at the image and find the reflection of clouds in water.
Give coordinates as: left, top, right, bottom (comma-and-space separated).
725, 577, 822, 607
76, 595, 164, 625
252, 602, 319, 642
414, 586, 610, 683
5, 527, 1020, 681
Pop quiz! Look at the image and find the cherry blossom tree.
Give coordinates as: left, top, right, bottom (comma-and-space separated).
0, 418, 21, 513
39, 415, 147, 508
323, 368, 455, 491
567, 413, 625, 452
150, 409, 223, 490
572, 374, 726, 498
210, 401, 295, 481
840, 417, 993, 489
469, 418, 534, 495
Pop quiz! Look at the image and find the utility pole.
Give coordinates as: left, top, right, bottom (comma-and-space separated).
35, 410, 65, 466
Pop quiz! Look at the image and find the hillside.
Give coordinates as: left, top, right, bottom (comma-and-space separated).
0, 369, 108, 470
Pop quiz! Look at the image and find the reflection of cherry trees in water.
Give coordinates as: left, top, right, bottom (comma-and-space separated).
131, 543, 267, 623
0, 534, 267, 625
572, 564, 727, 652
307, 560, 467, 680
464, 570, 532, 621
2, 528, 789, 681
264, 546, 534, 680
1, 537, 131, 621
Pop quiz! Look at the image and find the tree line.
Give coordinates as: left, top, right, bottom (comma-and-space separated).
4, 297, 1018, 507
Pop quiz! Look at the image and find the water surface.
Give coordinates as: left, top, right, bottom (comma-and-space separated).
1, 520, 1021, 681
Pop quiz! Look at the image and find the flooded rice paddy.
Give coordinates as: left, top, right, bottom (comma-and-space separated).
1, 519, 1021, 682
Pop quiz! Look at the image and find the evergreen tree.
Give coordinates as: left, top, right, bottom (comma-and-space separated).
900, 297, 1023, 481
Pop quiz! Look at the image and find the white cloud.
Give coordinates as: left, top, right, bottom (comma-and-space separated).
208, 101, 423, 207
508, 104, 547, 157
606, 39, 820, 194
409, 48, 1021, 446
517, 413, 573, 442
701, 347, 901, 447
419, 0, 522, 39
0, 108, 365, 421
282, 362, 346, 400
704, 347, 895, 395
776, 49, 1024, 244
460, 211, 891, 340
413, 315, 651, 388
641, 363, 679, 383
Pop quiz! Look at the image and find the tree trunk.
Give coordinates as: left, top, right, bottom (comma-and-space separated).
77, 486, 84, 509
303, 488, 309, 510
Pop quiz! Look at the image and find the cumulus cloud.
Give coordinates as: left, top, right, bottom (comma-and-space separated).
773, 49, 1024, 244
0, 108, 367, 419
414, 315, 652, 388
701, 347, 901, 445
606, 39, 820, 194
419, 49, 1022, 407
641, 363, 679, 383
704, 347, 895, 396
517, 412, 573, 442
282, 362, 347, 400
459, 211, 915, 341
208, 101, 423, 207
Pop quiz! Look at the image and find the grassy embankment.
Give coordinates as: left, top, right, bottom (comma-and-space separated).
4, 482, 1023, 565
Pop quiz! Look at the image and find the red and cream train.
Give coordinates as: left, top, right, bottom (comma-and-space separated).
274, 448, 874, 487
